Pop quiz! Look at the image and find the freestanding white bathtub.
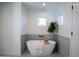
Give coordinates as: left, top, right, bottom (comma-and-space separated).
26, 40, 56, 56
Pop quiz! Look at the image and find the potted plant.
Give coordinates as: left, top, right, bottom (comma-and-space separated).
47, 22, 58, 34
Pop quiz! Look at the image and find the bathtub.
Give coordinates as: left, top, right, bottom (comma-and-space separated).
26, 40, 56, 56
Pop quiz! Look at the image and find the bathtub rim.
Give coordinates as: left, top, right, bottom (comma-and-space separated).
26, 40, 56, 45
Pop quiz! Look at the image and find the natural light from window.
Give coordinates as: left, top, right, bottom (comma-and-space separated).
37, 17, 46, 26
58, 14, 63, 26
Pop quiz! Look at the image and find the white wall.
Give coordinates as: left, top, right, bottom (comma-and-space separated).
57, 3, 72, 38
21, 3, 28, 35
0, 2, 21, 56
21, 4, 57, 35
27, 10, 48, 34
27, 10, 57, 34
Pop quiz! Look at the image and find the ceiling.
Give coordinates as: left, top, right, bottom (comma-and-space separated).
23, 2, 63, 11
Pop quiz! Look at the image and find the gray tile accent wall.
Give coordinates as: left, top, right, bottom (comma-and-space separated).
21, 35, 27, 54
53, 35, 70, 57
21, 34, 70, 57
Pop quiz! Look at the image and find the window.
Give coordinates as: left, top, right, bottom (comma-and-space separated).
58, 14, 63, 26
37, 17, 46, 26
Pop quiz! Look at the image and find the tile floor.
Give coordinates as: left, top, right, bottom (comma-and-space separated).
21, 50, 65, 57
0, 50, 65, 57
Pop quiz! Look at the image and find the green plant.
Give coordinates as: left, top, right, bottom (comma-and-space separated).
47, 22, 58, 33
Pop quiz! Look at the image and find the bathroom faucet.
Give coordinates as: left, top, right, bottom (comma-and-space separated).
38, 35, 44, 37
